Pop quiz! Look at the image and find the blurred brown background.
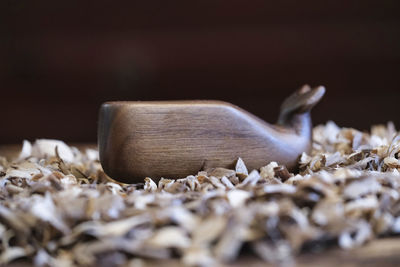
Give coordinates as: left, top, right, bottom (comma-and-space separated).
1, 0, 400, 144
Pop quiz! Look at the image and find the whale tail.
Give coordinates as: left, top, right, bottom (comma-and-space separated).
278, 85, 325, 125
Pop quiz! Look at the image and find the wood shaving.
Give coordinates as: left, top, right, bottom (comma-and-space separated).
1, 122, 400, 266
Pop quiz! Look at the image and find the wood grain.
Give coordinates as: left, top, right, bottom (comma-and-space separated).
98, 86, 324, 183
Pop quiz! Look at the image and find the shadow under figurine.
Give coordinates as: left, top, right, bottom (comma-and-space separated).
98, 85, 325, 183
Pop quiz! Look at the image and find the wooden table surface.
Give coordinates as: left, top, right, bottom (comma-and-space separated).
1, 144, 400, 266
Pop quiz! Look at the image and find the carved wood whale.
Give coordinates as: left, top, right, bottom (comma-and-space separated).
98, 85, 325, 183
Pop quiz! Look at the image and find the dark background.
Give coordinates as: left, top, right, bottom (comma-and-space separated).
1, 0, 400, 144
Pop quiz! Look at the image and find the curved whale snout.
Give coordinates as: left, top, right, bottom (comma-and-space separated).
98, 85, 326, 183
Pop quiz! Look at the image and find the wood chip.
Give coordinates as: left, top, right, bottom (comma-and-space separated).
0, 123, 400, 265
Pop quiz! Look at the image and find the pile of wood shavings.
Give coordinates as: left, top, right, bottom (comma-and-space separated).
1, 121, 400, 266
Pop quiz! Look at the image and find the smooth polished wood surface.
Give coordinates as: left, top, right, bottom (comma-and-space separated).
98, 86, 325, 183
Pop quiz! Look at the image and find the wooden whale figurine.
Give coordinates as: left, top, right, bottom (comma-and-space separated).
98, 85, 325, 183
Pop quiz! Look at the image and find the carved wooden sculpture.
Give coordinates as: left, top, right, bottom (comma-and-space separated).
98, 85, 325, 183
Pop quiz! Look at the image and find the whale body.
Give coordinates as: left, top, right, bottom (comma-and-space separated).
98, 85, 325, 183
